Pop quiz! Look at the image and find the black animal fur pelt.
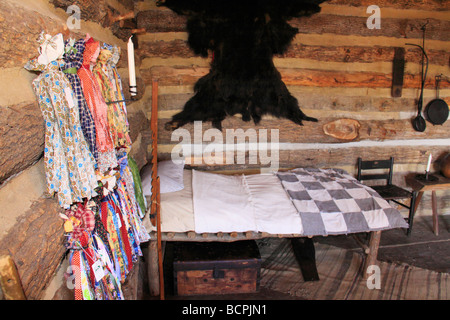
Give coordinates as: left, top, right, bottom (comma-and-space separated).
158, 0, 327, 130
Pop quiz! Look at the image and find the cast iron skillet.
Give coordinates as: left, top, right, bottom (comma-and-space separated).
425, 75, 449, 125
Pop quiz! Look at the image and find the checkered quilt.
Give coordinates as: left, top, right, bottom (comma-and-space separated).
276, 168, 409, 236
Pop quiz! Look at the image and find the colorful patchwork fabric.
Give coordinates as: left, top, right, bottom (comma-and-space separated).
277, 168, 409, 236
65, 203, 96, 243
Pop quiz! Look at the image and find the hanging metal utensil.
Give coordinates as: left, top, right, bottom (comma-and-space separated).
425, 74, 449, 125
406, 21, 429, 132
406, 43, 428, 132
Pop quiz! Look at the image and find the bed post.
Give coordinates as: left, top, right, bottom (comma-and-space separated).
156, 176, 164, 299
290, 237, 320, 281
147, 79, 165, 299
363, 230, 382, 280
149, 79, 158, 228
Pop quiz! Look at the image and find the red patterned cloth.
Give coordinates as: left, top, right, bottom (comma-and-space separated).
66, 203, 95, 242
78, 37, 114, 154
72, 250, 83, 300
110, 200, 134, 271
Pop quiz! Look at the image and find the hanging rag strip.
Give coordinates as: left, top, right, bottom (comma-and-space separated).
127, 155, 147, 215
64, 157, 149, 299
62, 38, 99, 163
68, 233, 124, 300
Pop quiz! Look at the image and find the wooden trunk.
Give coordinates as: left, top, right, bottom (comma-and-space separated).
173, 241, 261, 296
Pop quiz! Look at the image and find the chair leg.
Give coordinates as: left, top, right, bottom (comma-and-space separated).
406, 191, 417, 236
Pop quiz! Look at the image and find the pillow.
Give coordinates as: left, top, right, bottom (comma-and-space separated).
140, 160, 185, 196
158, 159, 185, 193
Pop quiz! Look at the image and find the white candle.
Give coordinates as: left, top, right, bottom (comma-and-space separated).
128, 36, 137, 96
426, 154, 432, 172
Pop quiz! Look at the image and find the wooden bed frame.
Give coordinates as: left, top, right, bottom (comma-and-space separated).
146, 80, 382, 300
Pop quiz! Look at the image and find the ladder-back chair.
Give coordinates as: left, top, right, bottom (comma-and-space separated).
357, 157, 417, 235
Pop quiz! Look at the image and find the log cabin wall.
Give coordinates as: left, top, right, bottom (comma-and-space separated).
0, 0, 149, 299
135, 0, 449, 217
0, 0, 448, 300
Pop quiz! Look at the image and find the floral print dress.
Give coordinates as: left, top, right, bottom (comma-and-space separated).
24, 58, 98, 209
93, 46, 131, 149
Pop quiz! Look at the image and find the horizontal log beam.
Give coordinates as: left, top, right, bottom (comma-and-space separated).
280, 45, 449, 67
142, 66, 450, 90
0, 1, 65, 69
157, 117, 450, 144
285, 146, 450, 170
138, 39, 197, 59
155, 93, 439, 116
151, 84, 450, 101
0, 197, 66, 300
291, 15, 450, 42
281, 69, 450, 89
0, 102, 45, 184
138, 39, 449, 67
136, 10, 450, 41
158, 145, 446, 178
327, 0, 450, 11
137, 9, 187, 32
156, 145, 450, 172
320, 4, 450, 21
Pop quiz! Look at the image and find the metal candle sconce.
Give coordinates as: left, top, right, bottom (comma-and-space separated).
105, 86, 138, 105
106, 35, 138, 105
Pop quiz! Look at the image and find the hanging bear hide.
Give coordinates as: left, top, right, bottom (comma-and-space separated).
158, 0, 327, 130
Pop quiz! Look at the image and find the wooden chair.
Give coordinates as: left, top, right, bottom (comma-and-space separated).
357, 157, 417, 236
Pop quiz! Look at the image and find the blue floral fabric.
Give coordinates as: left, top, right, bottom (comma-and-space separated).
24, 58, 98, 209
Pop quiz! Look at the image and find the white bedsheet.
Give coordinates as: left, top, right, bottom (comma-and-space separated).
192, 170, 302, 234
144, 169, 303, 234
246, 173, 304, 235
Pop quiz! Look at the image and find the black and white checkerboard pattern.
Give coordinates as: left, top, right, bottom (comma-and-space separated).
277, 168, 409, 236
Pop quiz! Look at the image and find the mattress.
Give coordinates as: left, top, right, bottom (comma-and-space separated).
144, 168, 408, 236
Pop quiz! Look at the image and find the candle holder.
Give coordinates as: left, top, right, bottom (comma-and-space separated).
415, 171, 438, 182
129, 85, 137, 97
105, 97, 137, 104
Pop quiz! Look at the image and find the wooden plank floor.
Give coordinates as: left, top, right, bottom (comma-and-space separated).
316, 214, 450, 273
